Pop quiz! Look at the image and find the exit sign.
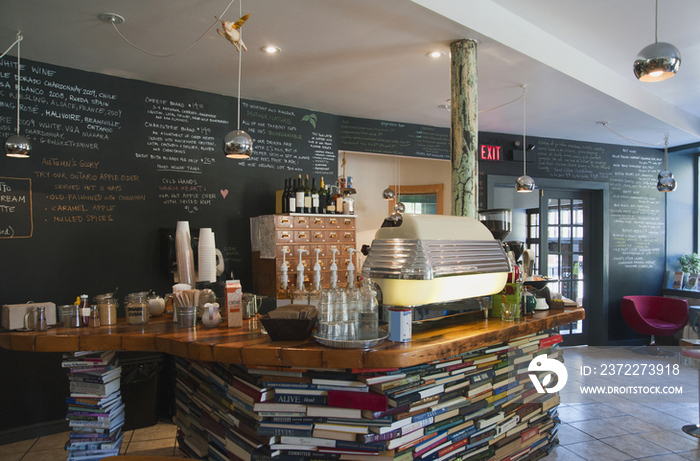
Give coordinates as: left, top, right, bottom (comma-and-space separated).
480, 144, 502, 162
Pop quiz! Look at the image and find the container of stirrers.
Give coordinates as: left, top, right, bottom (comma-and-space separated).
173, 290, 199, 328
176, 306, 196, 328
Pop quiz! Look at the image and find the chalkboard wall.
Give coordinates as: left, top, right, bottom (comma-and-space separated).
477, 131, 665, 342
0, 57, 456, 309
0, 57, 667, 432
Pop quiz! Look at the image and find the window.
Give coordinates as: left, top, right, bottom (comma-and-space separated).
388, 184, 444, 215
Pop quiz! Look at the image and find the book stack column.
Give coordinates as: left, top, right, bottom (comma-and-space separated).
62, 351, 125, 461
172, 328, 565, 461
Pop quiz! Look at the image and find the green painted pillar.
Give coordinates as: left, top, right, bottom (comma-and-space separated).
450, 39, 478, 218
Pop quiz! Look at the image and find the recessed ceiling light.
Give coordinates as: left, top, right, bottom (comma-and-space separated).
262, 46, 281, 53
426, 51, 445, 58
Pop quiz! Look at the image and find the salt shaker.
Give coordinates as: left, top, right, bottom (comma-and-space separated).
34, 306, 48, 331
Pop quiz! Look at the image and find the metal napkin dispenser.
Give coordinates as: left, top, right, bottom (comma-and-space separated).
362, 215, 510, 308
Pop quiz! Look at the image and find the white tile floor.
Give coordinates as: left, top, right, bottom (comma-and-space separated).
551, 345, 700, 460
1, 346, 699, 461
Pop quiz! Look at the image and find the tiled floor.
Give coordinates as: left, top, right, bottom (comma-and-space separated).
552, 345, 700, 460
0, 421, 182, 461
1, 346, 699, 461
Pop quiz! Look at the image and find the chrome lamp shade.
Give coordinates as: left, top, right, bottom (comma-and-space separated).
634, 42, 681, 82
223, 130, 253, 159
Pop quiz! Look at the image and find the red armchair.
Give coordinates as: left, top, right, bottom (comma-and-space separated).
621, 295, 689, 355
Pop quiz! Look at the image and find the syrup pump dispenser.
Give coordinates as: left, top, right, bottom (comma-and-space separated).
313, 248, 322, 292
292, 248, 309, 303
346, 248, 359, 289
329, 248, 339, 289
307, 248, 323, 307
277, 248, 291, 299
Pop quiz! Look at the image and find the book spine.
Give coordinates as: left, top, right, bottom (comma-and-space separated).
263, 416, 327, 423
263, 382, 317, 389
327, 390, 387, 412
274, 394, 328, 405
256, 427, 313, 437
229, 376, 265, 401
360, 428, 402, 443
334, 440, 385, 452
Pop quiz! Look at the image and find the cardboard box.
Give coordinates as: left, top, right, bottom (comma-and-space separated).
2, 302, 57, 330
226, 280, 242, 327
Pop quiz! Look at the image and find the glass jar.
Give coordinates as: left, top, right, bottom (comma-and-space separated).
125, 292, 150, 325
95, 293, 118, 325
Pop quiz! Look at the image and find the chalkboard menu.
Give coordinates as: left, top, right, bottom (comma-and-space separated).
532, 138, 664, 273
0, 57, 340, 304
479, 132, 665, 341
339, 115, 450, 159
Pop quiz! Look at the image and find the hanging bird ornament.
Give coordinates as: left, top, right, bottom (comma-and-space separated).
217, 13, 250, 52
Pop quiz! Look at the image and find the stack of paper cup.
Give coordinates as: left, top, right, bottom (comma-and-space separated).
175, 221, 196, 288
198, 228, 217, 283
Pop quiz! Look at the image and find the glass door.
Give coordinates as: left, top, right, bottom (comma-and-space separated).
539, 190, 590, 346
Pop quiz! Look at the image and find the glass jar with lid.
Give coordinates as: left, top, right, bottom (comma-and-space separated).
125, 292, 150, 325
95, 293, 118, 325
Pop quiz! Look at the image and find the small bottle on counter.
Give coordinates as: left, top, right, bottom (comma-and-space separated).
88, 305, 100, 328
79, 294, 90, 326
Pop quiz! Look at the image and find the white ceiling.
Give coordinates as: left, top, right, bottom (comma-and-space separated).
1, 0, 698, 149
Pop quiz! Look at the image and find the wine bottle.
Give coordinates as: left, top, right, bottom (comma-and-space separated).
288, 178, 297, 214
334, 184, 344, 215
304, 174, 312, 214
311, 178, 319, 214
326, 183, 336, 213
281, 178, 289, 213
319, 177, 327, 214
295, 174, 304, 214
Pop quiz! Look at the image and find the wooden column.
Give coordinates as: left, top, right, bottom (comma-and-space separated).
450, 39, 479, 218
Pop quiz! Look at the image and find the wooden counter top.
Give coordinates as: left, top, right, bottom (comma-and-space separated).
0, 308, 584, 368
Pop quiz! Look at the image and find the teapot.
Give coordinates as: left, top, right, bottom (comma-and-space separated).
201, 302, 222, 328
147, 292, 166, 317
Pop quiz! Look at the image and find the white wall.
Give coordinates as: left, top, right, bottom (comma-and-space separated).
337, 151, 451, 268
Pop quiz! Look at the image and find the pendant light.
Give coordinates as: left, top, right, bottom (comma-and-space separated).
5, 32, 31, 158
223, 0, 252, 159
382, 158, 396, 200
657, 133, 676, 192
515, 85, 534, 193
633, 0, 681, 82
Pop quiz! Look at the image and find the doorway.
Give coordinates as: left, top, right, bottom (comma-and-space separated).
487, 175, 608, 346
538, 190, 590, 346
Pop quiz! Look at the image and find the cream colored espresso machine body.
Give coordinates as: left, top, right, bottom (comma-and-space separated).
361, 215, 510, 309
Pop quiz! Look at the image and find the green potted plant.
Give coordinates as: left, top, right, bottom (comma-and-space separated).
679, 253, 700, 290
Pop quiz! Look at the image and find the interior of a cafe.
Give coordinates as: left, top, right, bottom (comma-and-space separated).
1, 1, 700, 460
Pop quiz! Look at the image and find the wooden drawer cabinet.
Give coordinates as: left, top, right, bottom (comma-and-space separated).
253, 214, 357, 298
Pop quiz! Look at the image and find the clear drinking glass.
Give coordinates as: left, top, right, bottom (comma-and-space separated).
502, 303, 517, 321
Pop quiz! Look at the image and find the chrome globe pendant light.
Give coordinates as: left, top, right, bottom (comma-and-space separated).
657, 133, 676, 192
633, 0, 681, 82
5, 32, 31, 158
223, 0, 252, 159
515, 85, 534, 193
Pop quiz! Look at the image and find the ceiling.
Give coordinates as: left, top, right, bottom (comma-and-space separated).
1, 0, 699, 150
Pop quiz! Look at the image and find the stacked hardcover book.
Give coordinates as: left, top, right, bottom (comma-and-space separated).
173, 329, 564, 461
62, 351, 125, 461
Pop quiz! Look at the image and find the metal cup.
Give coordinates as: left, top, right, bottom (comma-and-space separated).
34, 306, 48, 331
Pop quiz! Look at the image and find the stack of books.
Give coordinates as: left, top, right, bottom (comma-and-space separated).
62, 351, 124, 461
173, 329, 564, 461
